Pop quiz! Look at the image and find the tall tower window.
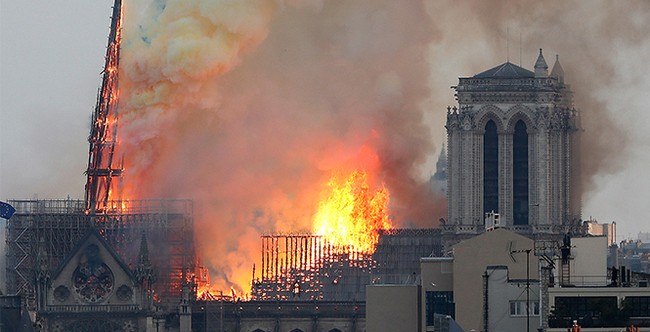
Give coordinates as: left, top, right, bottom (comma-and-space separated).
483, 120, 499, 215
513, 120, 529, 225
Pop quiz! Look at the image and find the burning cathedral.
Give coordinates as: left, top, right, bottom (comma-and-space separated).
1, 0, 587, 331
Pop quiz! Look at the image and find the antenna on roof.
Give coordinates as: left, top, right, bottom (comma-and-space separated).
506, 26, 510, 62
519, 30, 522, 67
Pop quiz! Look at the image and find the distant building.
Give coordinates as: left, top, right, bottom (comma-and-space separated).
420, 229, 537, 332
638, 232, 650, 243
484, 265, 540, 332
445, 49, 581, 241
368, 228, 650, 332
584, 218, 617, 246
618, 238, 650, 274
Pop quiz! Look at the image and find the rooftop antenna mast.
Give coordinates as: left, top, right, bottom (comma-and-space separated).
510, 247, 533, 332
519, 30, 522, 67
506, 26, 509, 62
85, 0, 124, 214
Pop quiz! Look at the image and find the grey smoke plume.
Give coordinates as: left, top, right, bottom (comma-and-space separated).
425, 0, 649, 198
117, 0, 648, 291
120, 0, 440, 291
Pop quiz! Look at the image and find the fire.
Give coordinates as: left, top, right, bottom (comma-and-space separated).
313, 171, 392, 255
196, 285, 233, 301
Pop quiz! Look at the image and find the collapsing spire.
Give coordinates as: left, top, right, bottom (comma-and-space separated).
85, 0, 124, 213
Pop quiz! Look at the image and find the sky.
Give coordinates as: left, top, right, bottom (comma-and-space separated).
2, 0, 650, 247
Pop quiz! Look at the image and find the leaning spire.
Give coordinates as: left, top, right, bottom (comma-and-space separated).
84, 0, 124, 214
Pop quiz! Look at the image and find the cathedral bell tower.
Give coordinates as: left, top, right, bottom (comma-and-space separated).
445, 49, 581, 240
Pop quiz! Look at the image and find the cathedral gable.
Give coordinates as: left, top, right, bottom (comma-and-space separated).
46, 229, 139, 307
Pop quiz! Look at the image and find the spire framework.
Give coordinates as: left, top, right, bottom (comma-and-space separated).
85, 0, 124, 214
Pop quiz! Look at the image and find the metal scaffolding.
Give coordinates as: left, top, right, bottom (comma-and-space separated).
251, 228, 443, 301
373, 228, 443, 284
5, 199, 195, 310
253, 234, 375, 301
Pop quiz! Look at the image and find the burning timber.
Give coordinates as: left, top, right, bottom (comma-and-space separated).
251, 228, 442, 301
5, 199, 196, 310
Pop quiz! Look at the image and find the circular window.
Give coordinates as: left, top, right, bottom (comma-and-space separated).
116, 284, 133, 301
53, 285, 70, 302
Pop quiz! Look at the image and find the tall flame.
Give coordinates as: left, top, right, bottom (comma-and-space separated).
313, 171, 392, 255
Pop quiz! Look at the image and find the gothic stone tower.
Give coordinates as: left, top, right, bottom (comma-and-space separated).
445, 49, 581, 241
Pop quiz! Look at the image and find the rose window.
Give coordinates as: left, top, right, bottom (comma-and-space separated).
72, 244, 114, 302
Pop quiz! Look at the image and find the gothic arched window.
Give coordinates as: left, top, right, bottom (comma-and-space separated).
513, 120, 529, 225
483, 120, 499, 215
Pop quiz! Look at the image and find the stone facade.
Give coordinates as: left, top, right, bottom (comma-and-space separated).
191, 300, 365, 332
445, 49, 581, 241
35, 229, 155, 332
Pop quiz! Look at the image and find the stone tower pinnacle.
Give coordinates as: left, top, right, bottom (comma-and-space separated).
534, 48, 549, 77
136, 232, 153, 281
551, 54, 565, 83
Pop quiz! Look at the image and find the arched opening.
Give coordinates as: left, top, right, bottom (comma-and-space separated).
290, 329, 305, 332
328, 329, 343, 332
483, 120, 499, 215
513, 120, 529, 225
252, 329, 267, 332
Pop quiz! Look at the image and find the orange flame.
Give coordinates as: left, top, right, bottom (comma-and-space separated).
196, 285, 234, 301
313, 170, 392, 255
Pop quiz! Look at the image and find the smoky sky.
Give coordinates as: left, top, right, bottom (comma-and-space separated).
116, 0, 443, 289
2, 0, 650, 291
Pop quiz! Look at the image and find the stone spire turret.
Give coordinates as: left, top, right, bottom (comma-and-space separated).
551, 54, 565, 84
534, 48, 549, 77
136, 232, 154, 280
136, 232, 155, 309
36, 237, 50, 282
35, 237, 50, 311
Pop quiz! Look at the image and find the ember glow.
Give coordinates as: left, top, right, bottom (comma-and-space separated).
313, 171, 392, 255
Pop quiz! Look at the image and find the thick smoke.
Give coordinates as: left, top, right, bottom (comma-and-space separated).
424, 0, 649, 200
119, 0, 440, 292
117, 0, 648, 291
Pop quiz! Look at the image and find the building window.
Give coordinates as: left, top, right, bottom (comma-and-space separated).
426, 291, 455, 326
510, 300, 539, 316
625, 296, 650, 318
512, 120, 529, 225
483, 120, 499, 215
550, 296, 624, 328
